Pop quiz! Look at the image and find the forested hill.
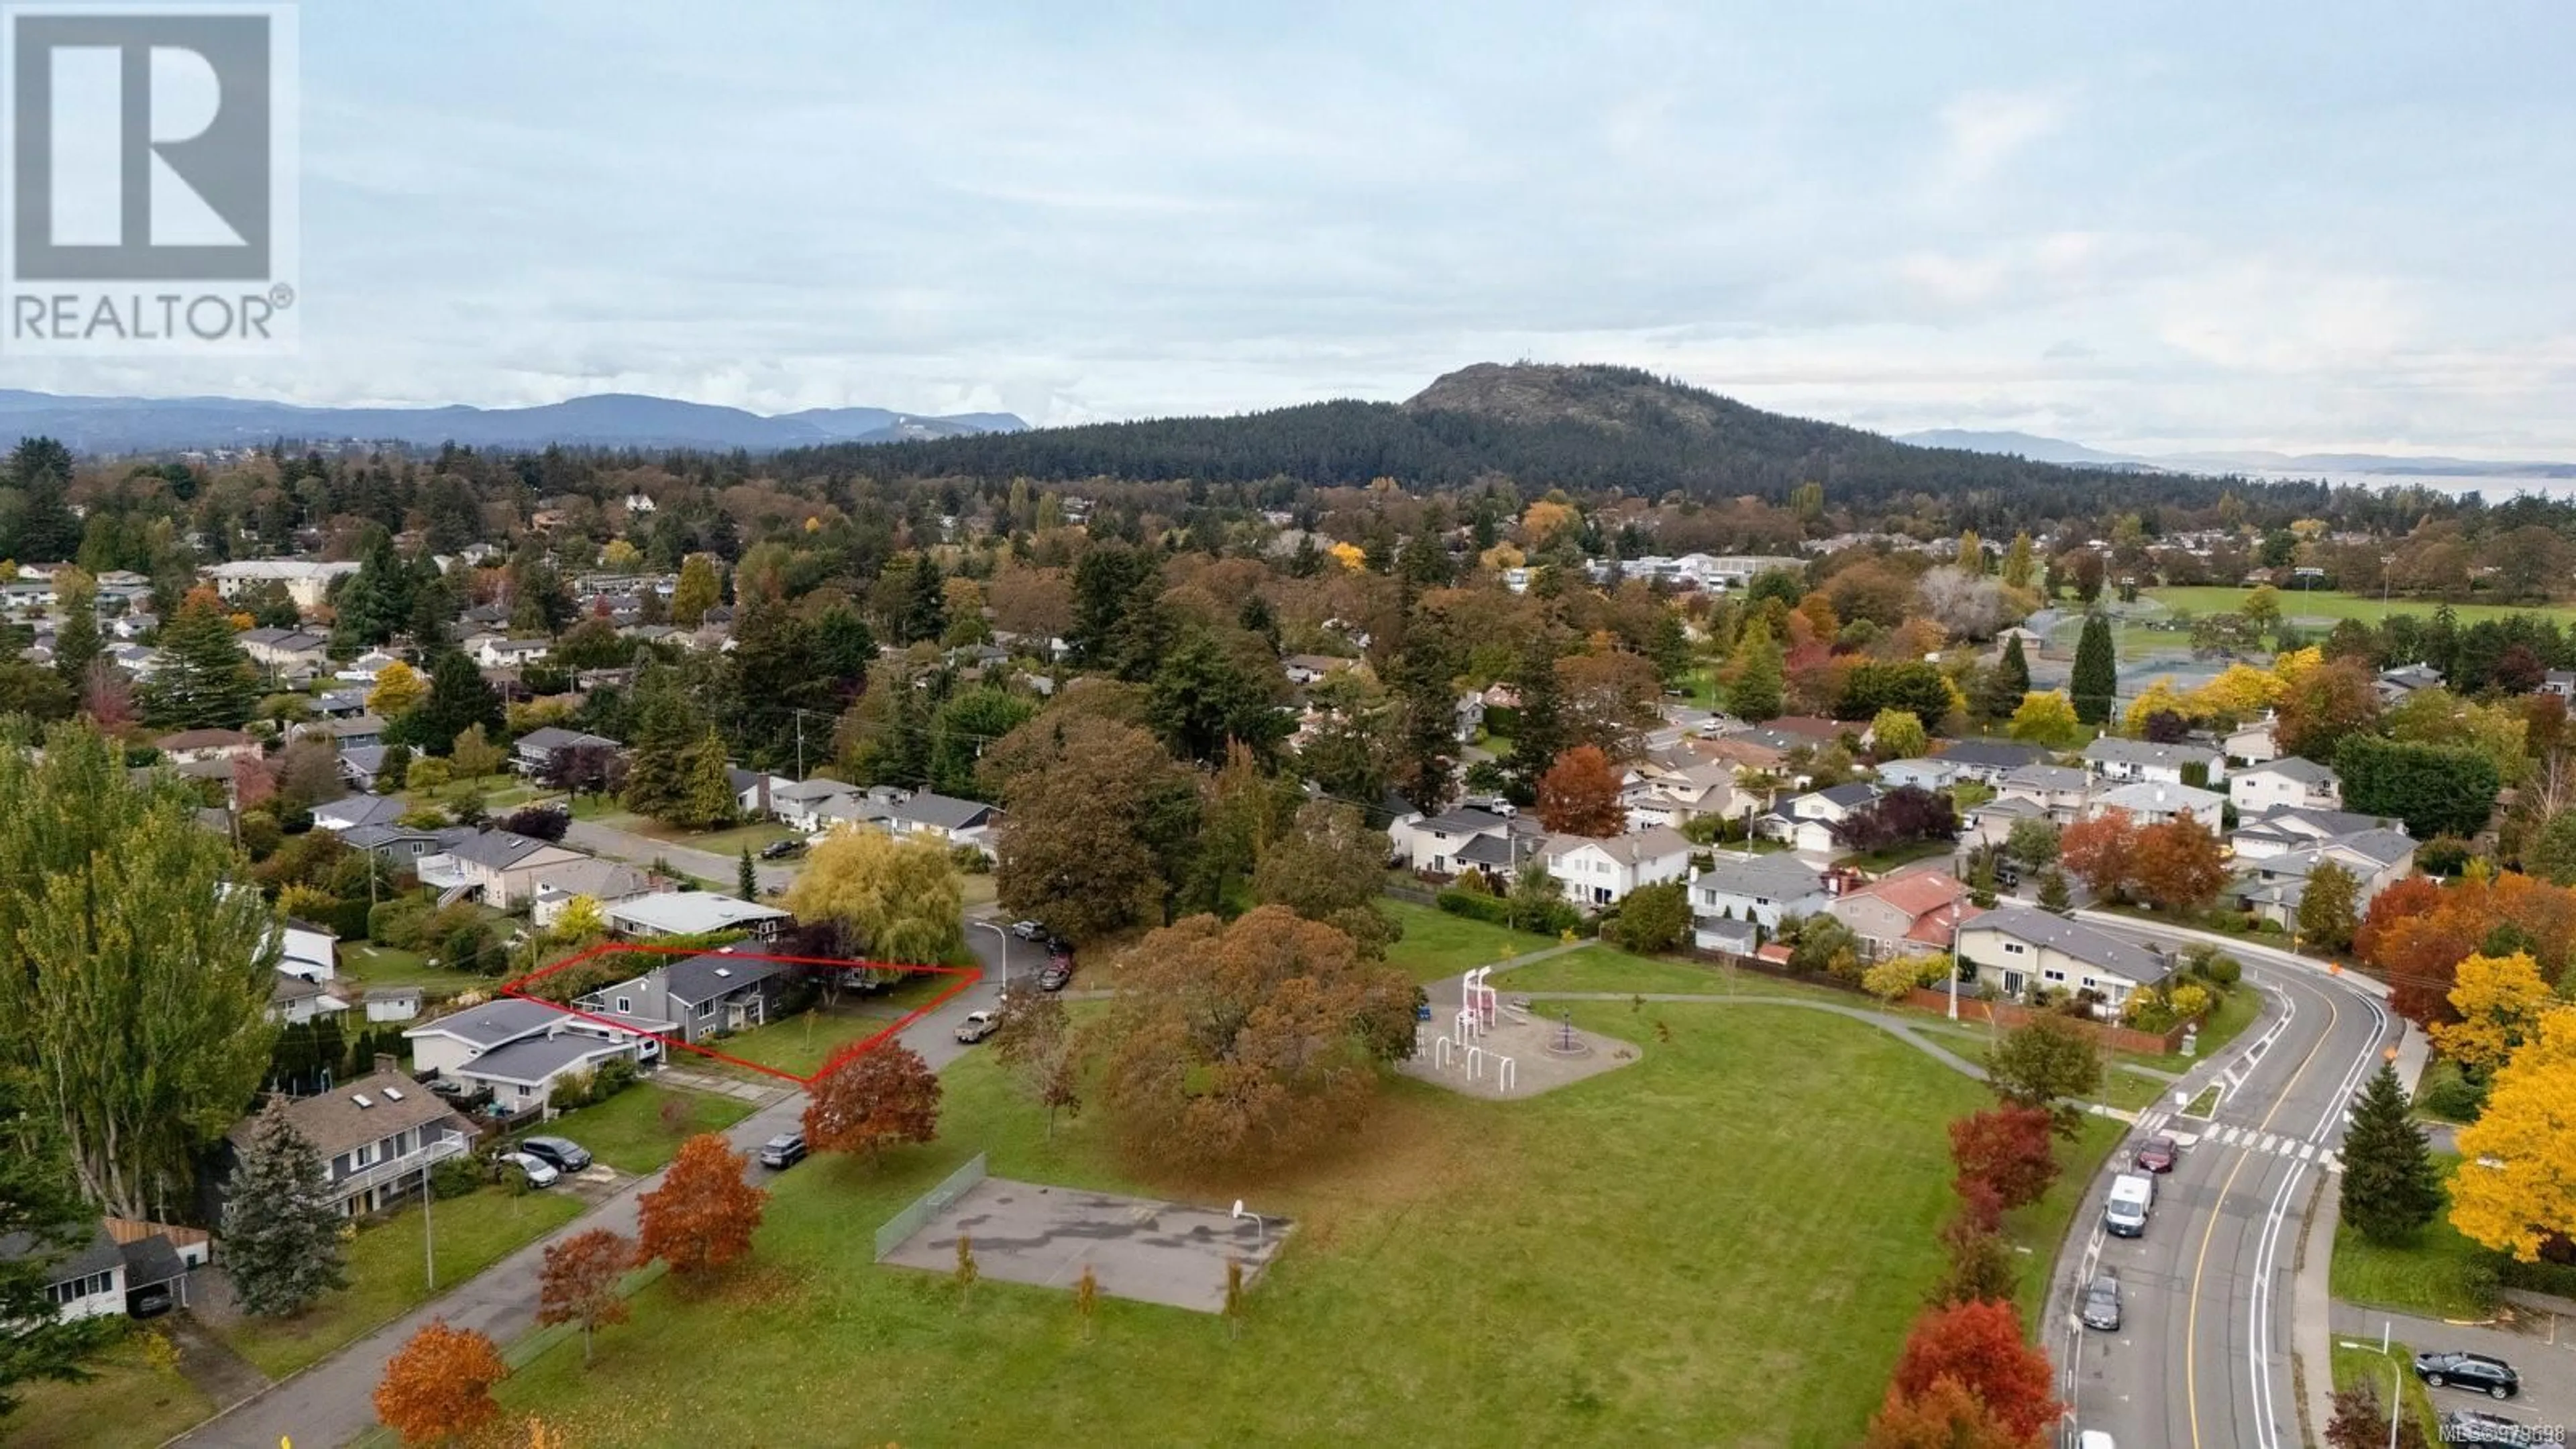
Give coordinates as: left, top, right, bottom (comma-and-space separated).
805, 362, 2303, 513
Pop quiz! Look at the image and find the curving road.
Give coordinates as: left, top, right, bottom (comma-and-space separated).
2053, 916, 2397, 1449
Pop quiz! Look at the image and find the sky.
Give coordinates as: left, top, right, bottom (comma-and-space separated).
18, 1, 2576, 455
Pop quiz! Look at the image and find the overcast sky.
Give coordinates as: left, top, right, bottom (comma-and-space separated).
22, 1, 2576, 455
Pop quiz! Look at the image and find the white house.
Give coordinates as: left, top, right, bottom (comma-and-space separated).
2224, 716, 2281, 765
154, 728, 258, 766
605, 891, 790, 941
402, 1000, 651, 1112
770, 777, 861, 833
1758, 782, 1880, 855
528, 857, 657, 929
1690, 853, 1833, 938
1954, 907, 2171, 1008
472, 637, 552, 669
2229, 757, 2342, 814
1996, 764, 2092, 824
1395, 806, 1544, 877
224, 1070, 474, 1217
1934, 739, 2047, 786
7, 1226, 128, 1322
1542, 826, 1693, 907
2089, 781, 2226, 830
2080, 737, 2225, 787
1874, 758, 1959, 792
203, 559, 359, 610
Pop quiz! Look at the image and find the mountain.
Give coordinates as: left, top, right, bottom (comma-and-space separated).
0, 389, 1027, 455
812, 362, 2277, 516
1894, 429, 2154, 469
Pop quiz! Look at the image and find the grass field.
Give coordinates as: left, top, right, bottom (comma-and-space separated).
337, 943, 486, 998
2143, 585, 2576, 630
2329, 1157, 2503, 1320
481, 998, 2090, 1446
716, 982, 957, 1079
539, 1083, 755, 1175
2329, 1339, 2442, 1445
218, 1186, 586, 1380
1379, 899, 1559, 981
4, 1326, 214, 1449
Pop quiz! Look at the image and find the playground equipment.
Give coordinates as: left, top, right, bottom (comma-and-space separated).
1461, 967, 1497, 1028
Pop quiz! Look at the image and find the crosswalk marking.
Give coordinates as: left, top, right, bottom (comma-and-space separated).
2298, 1142, 2316, 1162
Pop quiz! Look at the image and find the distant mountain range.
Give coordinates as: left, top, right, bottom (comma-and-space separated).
0, 389, 1028, 455
1896, 428, 2576, 480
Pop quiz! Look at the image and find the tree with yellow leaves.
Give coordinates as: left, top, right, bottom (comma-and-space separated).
2007, 690, 2087, 749
1479, 541, 1525, 573
1326, 541, 1366, 572
2269, 645, 2324, 685
366, 659, 428, 718
2186, 661, 2284, 723
2123, 678, 2192, 737
2428, 951, 2556, 1075
1520, 499, 1578, 545
2449, 1006, 2576, 1262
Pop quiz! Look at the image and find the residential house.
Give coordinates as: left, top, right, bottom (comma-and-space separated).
513, 727, 622, 778
334, 649, 402, 685
1622, 755, 1750, 832
1758, 782, 1880, 854
219, 1070, 474, 1217
1960, 793, 2049, 853
2231, 827, 2419, 928
269, 972, 351, 1024
2229, 757, 2342, 814
238, 627, 330, 676
2090, 781, 2226, 830
1996, 763, 2092, 824
1875, 757, 1959, 792
1690, 853, 1833, 938
339, 822, 450, 867
769, 776, 860, 833
1954, 907, 2172, 1008
605, 891, 790, 941
364, 986, 425, 1023
574, 950, 790, 1046
292, 714, 386, 752
1542, 826, 1693, 906
1393, 806, 1546, 877
154, 728, 258, 766
2080, 737, 2225, 787
0, 1226, 127, 1322
882, 792, 1003, 856
313, 688, 371, 718
1283, 654, 1360, 687
2376, 663, 2445, 704
528, 857, 657, 929
1763, 716, 1848, 749
1828, 871, 1982, 962
313, 794, 411, 833
2230, 806, 2405, 863
727, 767, 795, 820
2544, 670, 2576, 700
415, 829, 588, 910
471, 636, 553, 670
2223, 716, 2281, 765
1932, 740, 2047, 786
275, 916, 337, 983
404, 1000, 652, 1108
337, 746, 395, 792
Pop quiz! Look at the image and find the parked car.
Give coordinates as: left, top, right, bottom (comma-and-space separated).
1009, 919, 1047, 941
758, 838, 806, 860
1038, 960, 1073, 992
499, 1151, 560, 1188
127, 1283, 175, 1319
2079, 1273, 2122, 1332
955, 1010, 1002, 1044
2439, 1409, 2537, 1447
758, 1131, 807, 1170
2414, 1350, 2520, 1399
2133, 1134, 2179, 1173
518, 1136, 592, 1174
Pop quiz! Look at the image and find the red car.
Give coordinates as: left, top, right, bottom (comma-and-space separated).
2133, 1134, 2179, 1173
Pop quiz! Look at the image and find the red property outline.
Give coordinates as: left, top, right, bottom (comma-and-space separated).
500, 942, 981, 1087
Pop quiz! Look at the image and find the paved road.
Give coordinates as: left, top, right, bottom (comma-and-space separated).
2328, 1301, 2576, 1437
175, 922, 1034, 1448
2051, 918, 2398, 1449
559, 818, 802, 894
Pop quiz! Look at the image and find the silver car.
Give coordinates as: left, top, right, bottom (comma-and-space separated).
2080, 1273, 2122, 1332
499, 1151, 559, 1188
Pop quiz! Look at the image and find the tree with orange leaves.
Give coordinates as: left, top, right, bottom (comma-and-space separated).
2361, 870, 2576, 1025
2353, 873, 2445, 967
1887, 1299, 2059, 1442
536, 1228, 634, 1364
1864, 1375, 2040, 1449
2130, 817, 2227, 914
803, 1043, 942, 1167
2057, 808, 2140, 901
1534, 745, 1625, 837
374, 1319, 508, 1447
633, 1133, 766, 1278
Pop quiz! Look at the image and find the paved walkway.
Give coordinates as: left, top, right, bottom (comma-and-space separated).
654, 1063, 791, 1104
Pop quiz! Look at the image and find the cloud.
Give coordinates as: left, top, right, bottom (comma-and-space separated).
1935, 88, 2067, 186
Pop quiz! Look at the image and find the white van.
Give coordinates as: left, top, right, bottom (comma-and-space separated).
2104, 1173, 2155, 1238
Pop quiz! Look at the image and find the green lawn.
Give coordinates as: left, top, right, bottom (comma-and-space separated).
3, 1326, 215, 1449
337, 943, 484, 998
2143, 584, 2576, 630
1379, 899, 1561, 982
483, 1000, 2043, 1446
672, 820, 800, 857
2329, 1339, 2442, 1445
2188, 981, 2261, 1059
716, 985, 955, 1079
539, 1083, 755, 1175
1496, 943, 1853, 1003
217, 1187, 586, 1380
1836, 839, 1957, 873
2330, 1157, 2504, 1320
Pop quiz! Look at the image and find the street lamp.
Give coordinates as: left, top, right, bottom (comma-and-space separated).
2337, 1325, 2404, 1449
967, 918, 1012, 996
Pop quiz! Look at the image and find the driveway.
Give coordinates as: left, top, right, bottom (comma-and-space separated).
175, 918, 1014, 1448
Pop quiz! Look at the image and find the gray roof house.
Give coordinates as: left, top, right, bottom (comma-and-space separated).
604, 891, 790, 940
514, 727, 623, 776
1954, 908, 2171, 1007
1, 1224, 129, 1323
1395, 806, 1545, 876
2080, 737, 2225, 786
576, 950, 791, 1046
1935, 739, 2046, 783
1690, 853, 1833, 936
221, 1071, 474, 1218
402, 1000, 652, 1111
313, 793, 411, 833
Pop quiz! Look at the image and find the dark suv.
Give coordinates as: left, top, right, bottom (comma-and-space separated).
2413, 1350, 2519, 1399
518, 1136, 592, 1174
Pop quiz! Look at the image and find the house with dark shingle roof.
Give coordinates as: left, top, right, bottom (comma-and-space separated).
576, 950, 790, 1046
1955, 907, 2171, 1008
1690, 853, 1832, 936
218, 1070, 474, 1217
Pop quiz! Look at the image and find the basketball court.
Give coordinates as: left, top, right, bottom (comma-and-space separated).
878, 1177, 1288, 1312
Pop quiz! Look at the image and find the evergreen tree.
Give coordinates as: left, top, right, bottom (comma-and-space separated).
676, 727, 739, 830
2070, 614, 2116, 727
902, 553, 949, 645
2037, 867, 2073, 914
143, 595, 260, 730
813, 603, 877, 696
2339, 1062, 2443, 1244
50, 584, 100, 689
619, 677, 702, 822
669, 554, 720, 628
329, 530, 412, 651
726, 599, 835, 772
1506, 637, 1570, 800
394, 651, 502, 755
738, 846, 757, 900
1727, 623, 1784, 723
5, 439, 81, 563
219, 1102, 349, 1317
1149, 629, 1286, 765
1996, 633, 2031, 706
0, 1076, 113, 1414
